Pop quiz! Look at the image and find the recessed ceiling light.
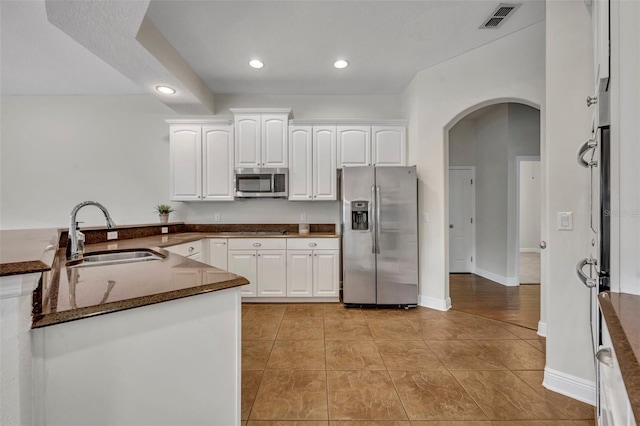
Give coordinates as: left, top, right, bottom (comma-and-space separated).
249, 59, 264, 69
156, 85, 176, 94
333, 59, 349, 69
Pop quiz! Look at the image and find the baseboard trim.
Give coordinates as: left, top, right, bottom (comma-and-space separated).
474, 267, 519, 286
543, 366, 596, 406
520, 248, 542, 254
418, 295, 451, 311
537, 321, 547, 337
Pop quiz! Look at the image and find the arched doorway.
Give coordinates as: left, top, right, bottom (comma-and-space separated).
443, 100, 545, 334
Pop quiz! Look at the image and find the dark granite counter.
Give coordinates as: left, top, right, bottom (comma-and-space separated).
599, 291, 640, 421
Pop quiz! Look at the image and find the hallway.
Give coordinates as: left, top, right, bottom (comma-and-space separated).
450, 273, 540, 330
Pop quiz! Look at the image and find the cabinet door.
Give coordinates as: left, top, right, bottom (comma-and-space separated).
261, 114, 288, 167
313, 126, 337, 200
287, 250, 313, 297
227, 250, 257, 296
337, 126, 371, 167
313, 250, 339, 297
257, 250, 287, 297
170, 125, 202, 201
288, 126, 313, 201
208, 238, 228, 270
202, 125, 234, 200
234, 115, 261, 167
372, 126, 406, 166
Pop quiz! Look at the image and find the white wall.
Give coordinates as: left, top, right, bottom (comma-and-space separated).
544, 0, 596, 394
520, 161, 541, 251
401, 21, 544, 310
0, 94, 401, 230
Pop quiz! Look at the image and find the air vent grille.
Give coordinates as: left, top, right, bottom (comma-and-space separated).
480, 3, 521, 29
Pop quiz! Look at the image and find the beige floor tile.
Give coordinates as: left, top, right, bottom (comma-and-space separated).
452, 318, 520, 340
323, 304, 365, 320
277, 319, 324, 340
242, 370, 264, 420
477, 340, 546, 370
409, 319, 472, 341
367, 319, 422, 340
267, 340, 326, 370
492, 421, 595, 426
451, 370, 567, 420
389, 370, 486, 421
250, 370, 328, 420
243, 319, 281, 341
524, 337, 546, 352
330, 422, 410, 425
426, 340, 507, 370
325, 340, 386, 370
283, 304, 326, 319
375, 340, 444, 371
243, 340, 275, 370
325, 319, 373, 340
410, 421, 492, 425
513, 371, 596, 419
327, 370, 407, 420
362, 308, 418, 319
500, 323, 540, 339
248, 421, 329, 425
243, 304, 287, 321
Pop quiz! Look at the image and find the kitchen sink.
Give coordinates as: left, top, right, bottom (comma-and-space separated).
66, 249, 165, 268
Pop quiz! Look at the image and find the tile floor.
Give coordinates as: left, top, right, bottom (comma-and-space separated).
241, 303, 595, 425
519, 252, 541, 284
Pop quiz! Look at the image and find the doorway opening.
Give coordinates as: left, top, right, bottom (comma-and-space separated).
447, 103, 541, 330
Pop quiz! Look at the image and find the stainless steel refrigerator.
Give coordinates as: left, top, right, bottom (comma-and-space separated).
342, 166, 419, 307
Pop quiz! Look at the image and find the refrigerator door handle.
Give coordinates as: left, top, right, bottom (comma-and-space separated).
370, 185, 376, 254
376, 185, 381, 254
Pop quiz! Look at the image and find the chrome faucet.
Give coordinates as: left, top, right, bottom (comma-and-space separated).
68, 201, 116, 259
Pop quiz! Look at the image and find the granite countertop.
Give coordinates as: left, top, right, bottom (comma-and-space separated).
599, 291, 640, 421
0, 228, 60, 276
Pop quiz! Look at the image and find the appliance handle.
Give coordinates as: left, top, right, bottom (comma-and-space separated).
370, 186, 376, 254
576, 257, 598, 288
577, 138, 597, 168
376, 186, 381, 254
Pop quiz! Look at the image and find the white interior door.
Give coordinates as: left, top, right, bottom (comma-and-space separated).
449, 168, 474, 273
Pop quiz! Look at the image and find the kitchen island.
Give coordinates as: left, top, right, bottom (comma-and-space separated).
1, 226, 249, 426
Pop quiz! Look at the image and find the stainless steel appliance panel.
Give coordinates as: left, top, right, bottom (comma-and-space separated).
342, 166, 376, 304
375, 166, 419, 305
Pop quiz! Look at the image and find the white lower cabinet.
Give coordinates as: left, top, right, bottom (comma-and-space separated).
208, 238, 228, 270
286, 238, 340, 298
228, 250, 257, 296
227, 239, 287, 298
256, 250, 286, 296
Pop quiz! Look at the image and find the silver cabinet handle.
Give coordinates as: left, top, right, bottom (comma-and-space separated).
576, 257, 598, 288
309, 242, 317, 247
587, 95, 598, 106
577, 138, 597, 168
253, 242, 261, 247
540, 241, 547, 249
370, 185, 376, 254
188, 247, 194, 252
596, 347, 613, 367
375, 186, 381, 254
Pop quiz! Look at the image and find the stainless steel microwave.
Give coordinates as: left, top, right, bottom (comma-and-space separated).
234, 168, 288, 198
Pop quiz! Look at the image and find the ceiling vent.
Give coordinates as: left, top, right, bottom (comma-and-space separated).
480, 3, 521, 29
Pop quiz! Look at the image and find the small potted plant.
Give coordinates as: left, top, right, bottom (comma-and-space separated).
155, 204, 175, 224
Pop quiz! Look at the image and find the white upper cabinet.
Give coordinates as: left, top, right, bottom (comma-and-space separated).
288, 126, 337, 201
202, 126, 234, 200
288, 126, 313, 200
170, 126, 202, 201
232, 109, 291, 168
168, 121, 234, 202
337, 126, 371, 167
372, 126, 406, 167
313, 126, 337, 200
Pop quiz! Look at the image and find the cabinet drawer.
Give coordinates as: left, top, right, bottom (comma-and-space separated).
287, 238, 339, 250
164, 240, 202, 257
228, 238, 286, 250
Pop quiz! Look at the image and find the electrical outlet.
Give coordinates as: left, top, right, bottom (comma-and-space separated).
161, 227, 168, 234
300, 213, 307, 222
107, 231, 118, 240
214, 213, 221, 222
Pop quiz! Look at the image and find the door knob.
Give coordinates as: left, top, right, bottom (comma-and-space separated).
449, 224, 454, 229
586, 95, 598, 106
540, 241, 547, 249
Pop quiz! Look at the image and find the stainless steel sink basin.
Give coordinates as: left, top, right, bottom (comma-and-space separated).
66, 249, 165, 268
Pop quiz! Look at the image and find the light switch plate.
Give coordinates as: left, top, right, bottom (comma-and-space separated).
214, 213, 221, 222
107, 231, 118, 240
557, 212, 573, 230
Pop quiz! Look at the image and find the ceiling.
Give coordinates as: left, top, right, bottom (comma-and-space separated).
1, 0, 545, 100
